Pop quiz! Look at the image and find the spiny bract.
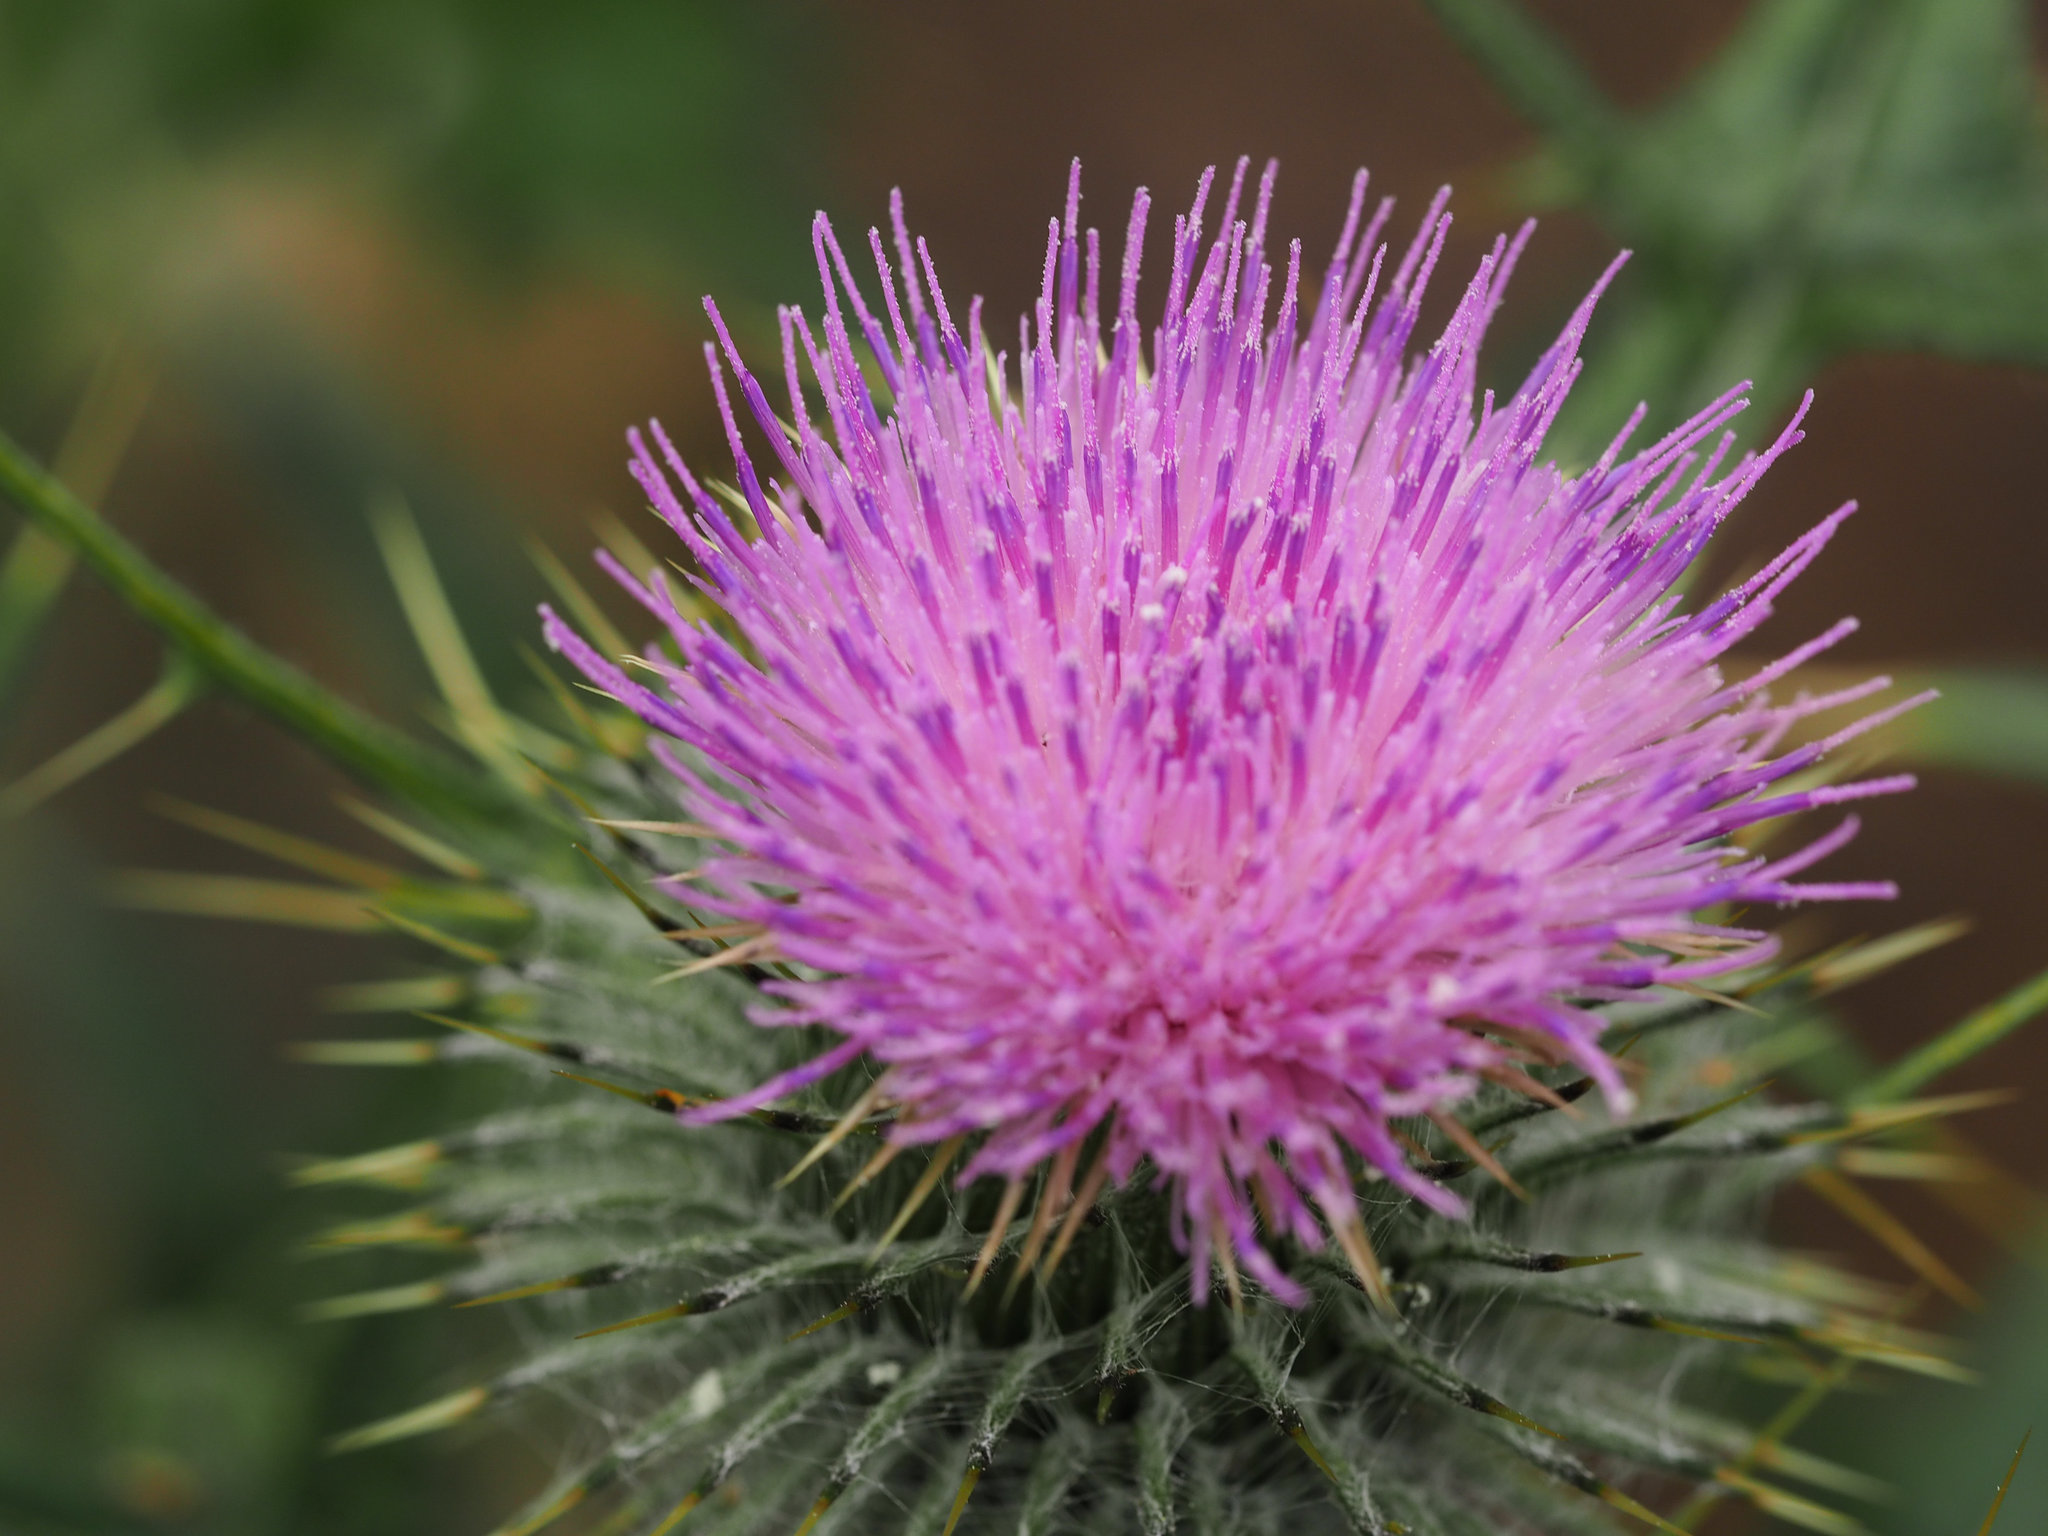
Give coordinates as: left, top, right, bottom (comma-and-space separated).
263, 164, 1980, 1536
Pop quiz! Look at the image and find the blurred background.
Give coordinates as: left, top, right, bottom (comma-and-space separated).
2, 2, 2046, 1531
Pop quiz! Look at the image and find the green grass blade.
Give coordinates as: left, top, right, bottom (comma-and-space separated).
370, 491, 534, 792
1855, 966, 2048, 1107
0, 345, 153, 703
0, 652, 202, 817
1978, 1431, 2030, 1535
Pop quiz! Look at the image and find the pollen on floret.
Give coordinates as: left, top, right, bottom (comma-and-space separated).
544, 156, 1919, 1301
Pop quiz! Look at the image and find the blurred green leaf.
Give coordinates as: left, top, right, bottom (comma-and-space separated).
1771, 664, 2048, 787
1815, 1256, 2045, 1534
93, 1312, 311, 1535
0, 1, 830, 313
1404, 0, 1620, 156
1885, 669, 2048, 788
0, 0, 835, 755
1428, 0, 2048, 442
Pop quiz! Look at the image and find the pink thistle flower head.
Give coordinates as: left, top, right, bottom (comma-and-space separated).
546, 159, 1919, 1304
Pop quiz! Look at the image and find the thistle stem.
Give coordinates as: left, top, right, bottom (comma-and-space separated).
0, 428, 532, 830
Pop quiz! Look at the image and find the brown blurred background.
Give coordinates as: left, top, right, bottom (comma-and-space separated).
3, 3, 2046, 1531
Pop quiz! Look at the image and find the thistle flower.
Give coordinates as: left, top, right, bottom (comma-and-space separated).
545, 159, 1924, 1302
9, 151, 2018, 1536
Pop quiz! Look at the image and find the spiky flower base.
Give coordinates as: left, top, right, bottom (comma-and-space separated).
287, 745, 1965, 1536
